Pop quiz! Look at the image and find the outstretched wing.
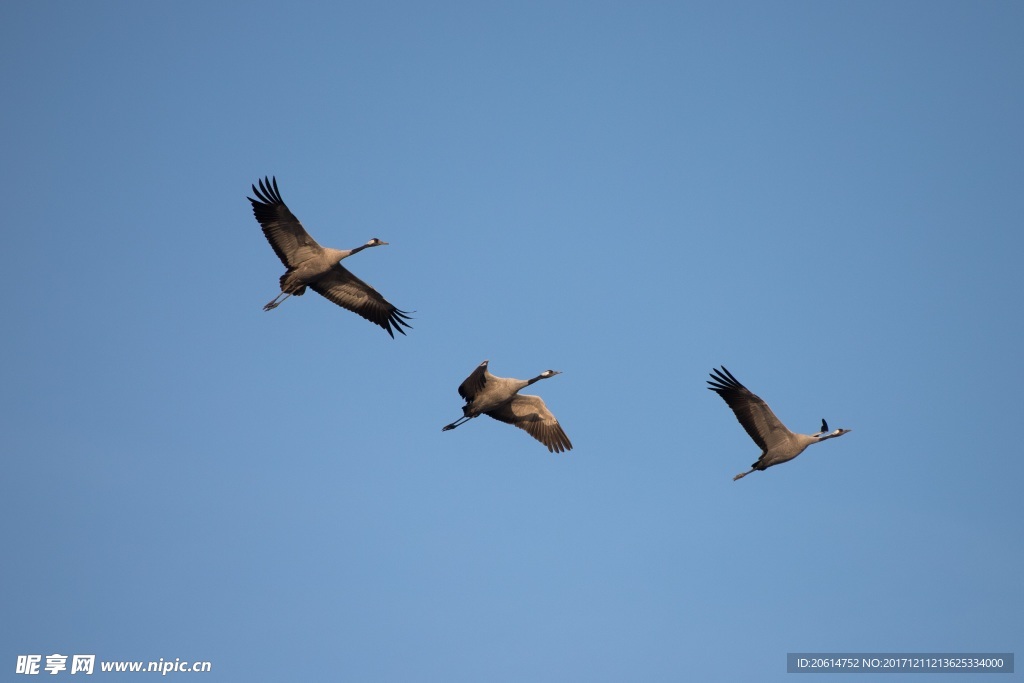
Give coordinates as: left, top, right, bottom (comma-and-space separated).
707, 366, 793, 451
248, 176, 323, 268
309, 264, 412, 338
486, 394, 573, 453
457, 361, 490, 401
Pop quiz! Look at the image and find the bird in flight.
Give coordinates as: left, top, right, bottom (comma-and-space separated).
443, 360, 572, 453
248, 176, 412, 337
707, 366, 851, 480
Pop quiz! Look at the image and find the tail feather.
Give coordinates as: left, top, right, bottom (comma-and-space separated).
277, 271, 306, 296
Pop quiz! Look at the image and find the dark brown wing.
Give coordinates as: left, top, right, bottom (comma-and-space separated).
457, 361, 490, 401
308, 264, 412, 338
248, 176, 323, 268
486, 394, 573, 453
707, 366, 792, 451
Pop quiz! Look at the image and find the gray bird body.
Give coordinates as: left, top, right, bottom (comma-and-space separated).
248, 176, 411, 337
443, 360, 572, 453
707, 366, 851, 480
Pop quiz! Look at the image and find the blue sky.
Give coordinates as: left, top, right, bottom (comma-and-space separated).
2, 1, 1022, 680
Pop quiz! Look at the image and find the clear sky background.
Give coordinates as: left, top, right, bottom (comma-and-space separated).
2, 1, 1022, 680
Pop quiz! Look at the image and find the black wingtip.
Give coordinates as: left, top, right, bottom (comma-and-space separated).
707, 365, 744, 393
249, 176, 283, 206
383, 309, 414, 338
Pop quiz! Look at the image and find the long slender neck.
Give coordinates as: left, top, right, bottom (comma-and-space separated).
816, 430, 846, 442
526, 374, 549, 386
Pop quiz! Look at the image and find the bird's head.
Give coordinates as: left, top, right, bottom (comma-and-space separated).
818, 427, 852, 441
365, 238, 389, 247
527, 369, 561, 386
